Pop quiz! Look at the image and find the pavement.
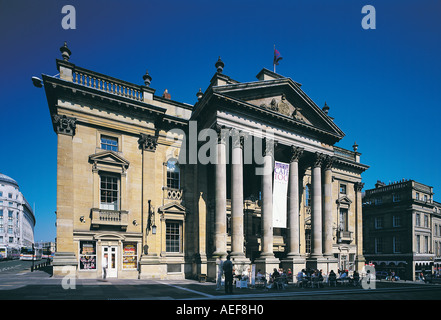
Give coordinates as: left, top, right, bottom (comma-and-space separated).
1, 266, 441, 301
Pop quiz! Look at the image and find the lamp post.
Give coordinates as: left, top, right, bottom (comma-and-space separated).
31, 243, 35, 272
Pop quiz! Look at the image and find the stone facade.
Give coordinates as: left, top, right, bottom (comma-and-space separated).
363, 180, 441, 280
42, 43, 368, 280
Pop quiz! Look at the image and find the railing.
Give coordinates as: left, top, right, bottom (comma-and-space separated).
163, 187, 183, 201
334, 146, 356, 161
91, 208, 128, 230
72, 66, 144, 101
337, 230, 352, 242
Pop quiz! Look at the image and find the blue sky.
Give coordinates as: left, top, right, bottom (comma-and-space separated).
0, 0, 440, 242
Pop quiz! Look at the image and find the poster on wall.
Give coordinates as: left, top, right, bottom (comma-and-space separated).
272, 161, 289, 228
79, 241, 96, 270
123, 242, 137, 269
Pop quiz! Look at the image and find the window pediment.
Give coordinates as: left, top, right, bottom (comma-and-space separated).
337, 195, 352, 206
89, 150, 130, 173
158, 202, 186, 218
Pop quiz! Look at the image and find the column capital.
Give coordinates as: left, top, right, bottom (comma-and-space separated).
230, 129, 248, 149
52, 114, 77, 136
138, 133, 158, 152
354, 181, 365, 192
324, 155, 335, 171
313, 152, 326, 168
289, 145, 304, 162
215, 124, 229, 145
263, 138, 276, 157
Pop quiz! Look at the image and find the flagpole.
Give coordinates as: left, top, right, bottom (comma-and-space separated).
273, 44, 276, 73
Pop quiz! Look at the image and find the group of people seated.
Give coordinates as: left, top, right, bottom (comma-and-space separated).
255, 268, 292, 289
296, 269, 361, 288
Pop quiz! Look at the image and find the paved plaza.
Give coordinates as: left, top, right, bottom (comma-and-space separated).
1, 267, 441, 301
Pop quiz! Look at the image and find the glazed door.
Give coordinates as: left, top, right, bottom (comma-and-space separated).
103, 246, 118, 278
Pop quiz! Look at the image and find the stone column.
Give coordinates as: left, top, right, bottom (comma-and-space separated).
256, 138, 279, 275
138, 133, 161, 279
261, 138, 275, 257
311, 152, 324, 259
323, 156, 334, 258
213, 126, 228, 259
282, 146, 306, 277
287, 146, 303, 258
51, 114, 78, 276
354, 182, 366, 271
230, 130, 249, 264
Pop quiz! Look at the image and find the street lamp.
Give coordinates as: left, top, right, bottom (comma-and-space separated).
31, 243, 35, 272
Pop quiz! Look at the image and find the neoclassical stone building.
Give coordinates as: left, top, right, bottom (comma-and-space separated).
42, 43, 368, 280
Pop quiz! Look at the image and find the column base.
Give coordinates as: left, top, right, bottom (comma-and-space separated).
52, 252, 77, 277
255, 255, 280, 277
282, 255, 306, 280
306, 256, 339, 274
139, 254, 163, 279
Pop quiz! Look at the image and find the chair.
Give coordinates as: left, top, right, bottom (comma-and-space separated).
311, 276, 320, 288
328, 276, 337, 287
274, 277, 285, 290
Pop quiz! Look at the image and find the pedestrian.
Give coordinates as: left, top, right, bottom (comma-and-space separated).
102, 253, 108, 280
216, 258, 224, 290
222, 255, 233, 294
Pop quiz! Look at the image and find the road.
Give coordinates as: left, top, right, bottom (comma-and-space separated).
1, 259, 441, 302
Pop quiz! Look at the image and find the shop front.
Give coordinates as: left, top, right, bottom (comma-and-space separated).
76, 233, 141, 279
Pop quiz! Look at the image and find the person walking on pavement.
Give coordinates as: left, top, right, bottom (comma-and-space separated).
102, 253, 108, 281
216, 258, 224, 290
223, 255, 234, 294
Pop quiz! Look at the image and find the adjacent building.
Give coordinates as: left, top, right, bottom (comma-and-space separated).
41, 43, 368, 280
0, 173, 36, 252
363, 180, 441, 280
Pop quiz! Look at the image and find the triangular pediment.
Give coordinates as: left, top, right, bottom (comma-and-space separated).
158, 202, 186, 214
89, 150, 130, 169
210, 70, 345, 142
158, 202, 186, 212
336, 195, 352, 205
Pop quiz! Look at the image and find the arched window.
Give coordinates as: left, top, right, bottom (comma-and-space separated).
166, 159, 180, 189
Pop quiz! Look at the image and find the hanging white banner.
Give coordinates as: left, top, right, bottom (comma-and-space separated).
272, 161, 289, 228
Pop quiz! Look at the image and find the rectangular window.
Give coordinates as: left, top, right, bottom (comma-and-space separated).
375, 237, 383, 253
375, 217, 383, 229
393, 237, 401, 253
122, 242, 137, 269
423, 195, 428, 202
166, 221, 181, 253
8, 193, 12, 199
416, 192, 420, 200
100, 135, 118, 152
100, 175, 119, 210
340, 184, 347, 194
305, 185, 311, 207
393, 215, 401, 227
424, 236, 429, 253
416, 214, 421, 227
79, 241, 96, 270
416, 235, 421, 253
393, 193, 401, 202
424, 215, 429, 228
375, 197, 382, 205
339, 208, 348, 231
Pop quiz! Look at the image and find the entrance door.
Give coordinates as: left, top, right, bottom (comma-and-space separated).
103, 246, 118, 278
